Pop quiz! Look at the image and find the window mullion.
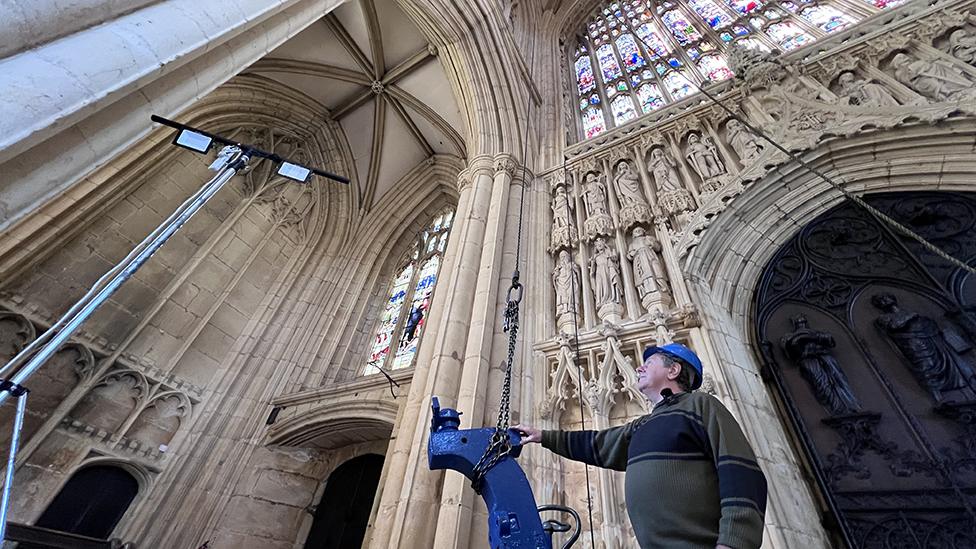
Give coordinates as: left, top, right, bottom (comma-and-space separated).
384, 261, 419, 371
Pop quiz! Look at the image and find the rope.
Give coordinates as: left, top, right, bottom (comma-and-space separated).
620, 34, 976, 277
560, 156, 599, 549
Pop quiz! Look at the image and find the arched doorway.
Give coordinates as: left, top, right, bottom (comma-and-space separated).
755, 191, 976, 548
32, 464, 139, 539
303, 453, 385, 549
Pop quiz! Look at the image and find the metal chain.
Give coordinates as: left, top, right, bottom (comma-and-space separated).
470, 276, 523, 492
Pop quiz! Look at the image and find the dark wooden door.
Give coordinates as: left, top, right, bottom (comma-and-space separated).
755, 191, 976, 548
33, 465, 138, 540
303, 453, 384, 549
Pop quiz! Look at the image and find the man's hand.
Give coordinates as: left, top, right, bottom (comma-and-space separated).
512, 424, 541, 444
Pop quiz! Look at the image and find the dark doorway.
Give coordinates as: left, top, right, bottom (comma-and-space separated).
33, 465, 139, 539
755, 191, 976, 548
304, 453, 385, 549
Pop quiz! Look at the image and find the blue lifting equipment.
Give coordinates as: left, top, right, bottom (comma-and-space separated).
429, 397, 551, 549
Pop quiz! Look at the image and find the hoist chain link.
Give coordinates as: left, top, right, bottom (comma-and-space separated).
470, 275, 522, 492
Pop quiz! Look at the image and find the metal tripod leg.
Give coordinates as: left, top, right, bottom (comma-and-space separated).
0, 391, 28, 541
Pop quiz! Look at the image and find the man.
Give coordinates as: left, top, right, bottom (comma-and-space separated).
514, 343, 767, 549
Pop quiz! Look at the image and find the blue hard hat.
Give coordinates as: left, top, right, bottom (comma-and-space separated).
642, 343, 704, 390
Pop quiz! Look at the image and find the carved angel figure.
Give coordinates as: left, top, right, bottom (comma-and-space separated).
613, 160, 648, 207
647, 148, 682, 192
836, 71, 899, 108
890, 52, 976, 102
684, 133, 726, 181
725, 119, 763, 163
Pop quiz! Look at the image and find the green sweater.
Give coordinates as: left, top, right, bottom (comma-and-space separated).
541, 391, 766, 549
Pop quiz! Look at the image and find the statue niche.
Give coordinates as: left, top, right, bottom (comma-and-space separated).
834, 71, 899, 108
724, 118, 764, 165
872, 293, 975, 403
684, 133, 726, 193
69, 370, 145, 434
889, 51, 976, 103
627, 227, 672, 315
552, 250, 581, 334
781, 314, 862, 417
612, 159, 653, 230
589, 236, 623, 321
646, 147, 694, 227
126, 393, 189, 450
550, 184, 578, 251
581, 171, 615, 241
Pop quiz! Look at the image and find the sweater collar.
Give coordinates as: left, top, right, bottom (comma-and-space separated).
653, 390, 688, 411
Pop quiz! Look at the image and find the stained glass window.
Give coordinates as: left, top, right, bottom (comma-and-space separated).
800, 4, 852, 32
662, 10, 703, 44
766, 20, 812, 49
697, 54, 734, 80
611, 94, 639, 123
689, 0, 733, 28
597, 43, 623, 80
583, 106, 607, 138
576, 55, 596, 94
636, 83, 666, 111
363, 209, 455, 376
573, 0, 873, 139
616, 34, 647, 70
727, 0, 763, 14
664, 70, 694, 98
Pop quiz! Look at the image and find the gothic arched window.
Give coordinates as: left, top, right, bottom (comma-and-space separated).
572, 0, 888, 139
363, 209, 455, 376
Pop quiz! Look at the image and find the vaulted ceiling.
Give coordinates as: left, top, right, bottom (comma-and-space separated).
248, 0, 467, 209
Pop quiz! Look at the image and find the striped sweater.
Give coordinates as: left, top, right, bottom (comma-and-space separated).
541, 391, 767, 549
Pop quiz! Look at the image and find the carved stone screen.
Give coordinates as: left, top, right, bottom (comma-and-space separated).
755, 191, 976, 548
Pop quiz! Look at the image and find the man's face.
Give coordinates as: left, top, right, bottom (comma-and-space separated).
636, 353, 675, 398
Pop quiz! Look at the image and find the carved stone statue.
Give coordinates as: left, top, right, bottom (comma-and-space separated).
552, 250, 580, 317
582, 171, 610, 217
872, 293, 974, 403
589, 237, 622, 308
948, 28, 976, 66
549, 185, 577, 251
613, 159, 653, 229
581, 171, 615, 240
890, 52, 976, 102
627, 227, 672, 314
836, 71, 899, 108
647, 148, 682, 192
613, 160, 648, 207
781, 314, 862, 416
725, 119, 764, 163
648, 148, 695, 226
684, 133, 726, 182
551, 185, 571, 229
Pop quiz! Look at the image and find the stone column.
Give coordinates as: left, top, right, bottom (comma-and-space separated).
431, 154, 520, 548
369, 155, 497, 549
